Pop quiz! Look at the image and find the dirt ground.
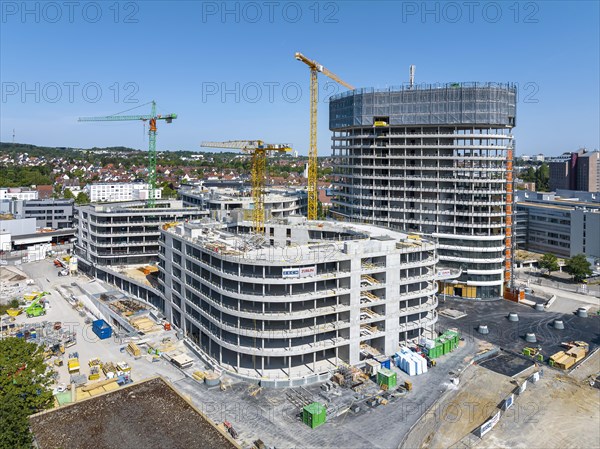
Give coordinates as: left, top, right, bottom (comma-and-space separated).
402, 364, 515, 449
402, 354, 600, 449
477, 372, 600, 449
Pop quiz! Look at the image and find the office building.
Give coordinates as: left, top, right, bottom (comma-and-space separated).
159, 218, 438, 385
85, 182, 161, 203
179, 186, 307, 221
548, 149, 600, 192
516, 190, 600, 261
0, 187, 38, 201
329, 83, 516, 299
74, 200, 207, 308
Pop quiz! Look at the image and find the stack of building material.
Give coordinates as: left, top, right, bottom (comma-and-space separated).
130, 316, 160, 333
549, 351, 575, 370
126, 342, 141, 357
566, 346, 586, 362
395, 348, 428, 376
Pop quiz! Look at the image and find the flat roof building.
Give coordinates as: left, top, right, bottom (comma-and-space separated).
179, 186, 307, 221
74, 200, 207, 309
159, 217, 438, 385
30, 377, 240, 449
84, 182, 162, 203
548, 149, 600, 193
516, 190, 600, 262
329, 83, 516, 299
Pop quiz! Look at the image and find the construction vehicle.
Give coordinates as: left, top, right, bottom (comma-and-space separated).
79, 101, 177, 208
201, 140, 291, 234
523, 346, 544, 362
25, 297, 46, 318
295, 52, 354, 220
67, 353, 80, 374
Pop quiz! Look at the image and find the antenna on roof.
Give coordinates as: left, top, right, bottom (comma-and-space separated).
409, 65, 415, 89
12, 128, 15, 143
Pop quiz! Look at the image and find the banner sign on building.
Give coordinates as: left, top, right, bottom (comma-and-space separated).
299, 266, 317, 278
282, 268, 300, 278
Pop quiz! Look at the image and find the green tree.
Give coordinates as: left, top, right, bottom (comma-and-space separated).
160, 182, 177, 199
521, 166, 536, 182
538, 253, 559, 275
317, 200, 327, 220
536, 163, 550, 191
564, 254, 593, 283
75, 191, 90, 205
63, 188, 75, 200
0, 338, 54, 448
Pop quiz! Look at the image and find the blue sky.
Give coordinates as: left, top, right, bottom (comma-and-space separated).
1, 1, 598, 156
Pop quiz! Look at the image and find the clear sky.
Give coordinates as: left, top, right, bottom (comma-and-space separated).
1, 1, 598, 156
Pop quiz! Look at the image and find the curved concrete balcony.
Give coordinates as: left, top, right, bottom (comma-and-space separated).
440, 255, 504, 264
332, 153, 507, 162
336, 173, 507, 183
397, 284, 438, 300
334, 133, 512, 141
188, 314, 348, 357
185, 254, 351, 285
335, 198, 505, 207
335, 204, 506, 218
438, 244, 506, 252
337, 165, 507, 173
466, 279, 504, 286
186, 302, 350, 339
398, 310, 438, 332
187, 269, 351, 303
186, 283, 351, 320
334, 183, 507, 195
397, 296, 438, 318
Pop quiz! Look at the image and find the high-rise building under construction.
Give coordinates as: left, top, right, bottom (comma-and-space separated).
330, 83, 517, 299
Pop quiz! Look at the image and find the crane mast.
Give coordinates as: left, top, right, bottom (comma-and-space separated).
201, 140, 291, 234
295, 52, 354, 220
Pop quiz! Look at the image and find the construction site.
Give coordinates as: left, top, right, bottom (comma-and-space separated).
0, 51, 597, 448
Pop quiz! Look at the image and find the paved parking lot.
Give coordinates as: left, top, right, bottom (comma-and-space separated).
438, 299, 600, 358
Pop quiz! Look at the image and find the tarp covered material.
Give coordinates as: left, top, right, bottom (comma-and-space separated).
13, 235, 52, 245
395, 348, 428, 376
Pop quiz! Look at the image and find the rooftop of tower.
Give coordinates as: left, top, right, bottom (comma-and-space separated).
165, 217, 436, 265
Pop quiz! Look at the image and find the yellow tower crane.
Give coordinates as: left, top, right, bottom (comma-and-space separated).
295, 52, 354, 220
200, 140, 291, 234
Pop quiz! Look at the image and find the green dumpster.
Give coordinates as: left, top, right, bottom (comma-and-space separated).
303, 402, 326, 429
